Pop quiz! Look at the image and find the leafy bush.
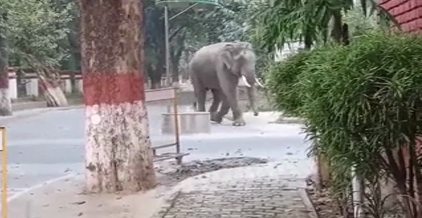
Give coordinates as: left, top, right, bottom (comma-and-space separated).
304, 31, 422, 175
264, 50, 311, 117
267, 31, 422, 216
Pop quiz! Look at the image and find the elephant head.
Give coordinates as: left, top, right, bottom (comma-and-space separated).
220, 42, 263, 116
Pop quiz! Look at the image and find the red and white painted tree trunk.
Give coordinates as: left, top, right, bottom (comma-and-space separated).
78, 0, 157, 193
0, 17, 11, 116
0, 84, 12, 116
0, 68, 11, 116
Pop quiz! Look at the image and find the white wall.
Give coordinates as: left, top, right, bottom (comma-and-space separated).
274, 41, 305, 62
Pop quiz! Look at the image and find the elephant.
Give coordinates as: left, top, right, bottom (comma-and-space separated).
188, 41, 264, 126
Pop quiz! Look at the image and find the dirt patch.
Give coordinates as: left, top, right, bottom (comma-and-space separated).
306, 182, 401, 218
155, 157, 268, 186
306, 184, 343, 218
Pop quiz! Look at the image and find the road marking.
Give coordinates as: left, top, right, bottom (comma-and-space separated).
7, 173, 78, 202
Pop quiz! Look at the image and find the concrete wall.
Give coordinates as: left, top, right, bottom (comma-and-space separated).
7, 68, 83, 100
274, 41, 305, 62
6, 68, 180, 100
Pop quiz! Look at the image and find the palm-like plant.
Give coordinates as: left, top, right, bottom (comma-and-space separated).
254, 0, 397, 52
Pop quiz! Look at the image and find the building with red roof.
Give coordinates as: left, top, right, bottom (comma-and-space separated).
380, 0, 422, 32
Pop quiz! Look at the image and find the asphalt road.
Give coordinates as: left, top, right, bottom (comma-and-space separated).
1, 104, 311, 200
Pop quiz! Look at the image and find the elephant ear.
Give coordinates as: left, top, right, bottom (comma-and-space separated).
221, 43, 235, 70
221, 43, 246, 73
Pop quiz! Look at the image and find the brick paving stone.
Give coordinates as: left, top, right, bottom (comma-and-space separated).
153, 164, 314, 218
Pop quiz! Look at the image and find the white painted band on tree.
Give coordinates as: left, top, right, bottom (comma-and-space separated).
90, 114, 102, 125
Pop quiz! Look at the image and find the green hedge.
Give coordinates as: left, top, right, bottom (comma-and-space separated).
266, 31, 422, 179
264, 50, 311, 117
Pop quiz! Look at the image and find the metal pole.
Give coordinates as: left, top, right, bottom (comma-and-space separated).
164, 6, 171, 87
351, 165, 364, 218
173, 88, 180, 154
164, 3, 198, 87
169, 3, 198, 21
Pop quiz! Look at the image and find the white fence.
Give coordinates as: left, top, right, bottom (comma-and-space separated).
7, 68, 186, 100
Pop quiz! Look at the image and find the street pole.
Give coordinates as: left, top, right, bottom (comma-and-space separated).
164, 6, 171, 87
164, 3, 198, 87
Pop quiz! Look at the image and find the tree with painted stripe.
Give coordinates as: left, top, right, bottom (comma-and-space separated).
77, 0, 157, 193
0, 5, 10, 116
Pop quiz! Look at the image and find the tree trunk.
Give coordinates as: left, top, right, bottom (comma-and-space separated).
147, 63, 162, 89
171, 57, 180, 83
182, 50, 190, 82
170, 33, 185, 83
331, 11, 343, 44
150, 75, 161, 89
78, 0, 157, 193
318, 153, 331, 188
409, 140, 422, 218
0, 13, 12, 116
151, 56, 165, 89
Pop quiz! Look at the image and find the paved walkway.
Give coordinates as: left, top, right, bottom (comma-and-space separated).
153, 163, 315, 218
8, 162, 315, 218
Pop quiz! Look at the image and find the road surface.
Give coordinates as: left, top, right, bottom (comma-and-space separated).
1, 104, 311, 201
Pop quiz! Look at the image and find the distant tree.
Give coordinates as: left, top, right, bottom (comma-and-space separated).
0, 2, 10, 115
144, 1, 255, 86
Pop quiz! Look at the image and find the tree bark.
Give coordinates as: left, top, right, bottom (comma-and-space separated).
318, 153, 331, 188
147, 61, 163, 89
78, 0, 157, 193
0, 12, 12, 116
331, 11, 343, 44
182, 50, 190, 82
170, 33, 185, 83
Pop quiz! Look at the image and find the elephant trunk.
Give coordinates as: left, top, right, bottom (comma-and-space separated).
239, 50, 260, 116
246, 86, 259, 116
242, 72, 259, 116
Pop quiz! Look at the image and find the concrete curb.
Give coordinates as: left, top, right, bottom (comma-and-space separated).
12, 101, 47, 112
0, 105, 84, 125
298, 188, 320, 218
270, 117, 305, 124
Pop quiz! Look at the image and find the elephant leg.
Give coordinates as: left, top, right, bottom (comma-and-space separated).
220, 79, 245, 126
214, 98, 230, 123
209, 89, 222, 122
191, 73, 206, 112
195, 89, 207, 112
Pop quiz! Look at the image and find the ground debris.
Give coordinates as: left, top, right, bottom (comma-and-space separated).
155, 157, 268, 186
306, 184, 343, 218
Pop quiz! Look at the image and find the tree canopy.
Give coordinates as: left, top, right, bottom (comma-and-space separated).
5, 0, 74, 70
1, 0, 259, 85
252, 0, 397, 52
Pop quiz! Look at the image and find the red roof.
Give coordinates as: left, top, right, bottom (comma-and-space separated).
380, 0, 422, 32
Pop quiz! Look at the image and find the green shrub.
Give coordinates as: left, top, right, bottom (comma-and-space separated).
266, 31, 422, 195
264, 50, 311, 117
304, 31, 422, 176
303, 32, 422, 217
